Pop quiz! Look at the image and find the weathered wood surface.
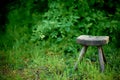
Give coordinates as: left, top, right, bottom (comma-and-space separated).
101, 47, 107, 64
77, 35, 109, 46
98, 46, 105, 72
74, 46, 88, 71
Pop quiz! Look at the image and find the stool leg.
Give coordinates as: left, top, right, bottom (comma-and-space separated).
101, 47, 107, 64
98, 46, 105, 72
74, 46, 88, 71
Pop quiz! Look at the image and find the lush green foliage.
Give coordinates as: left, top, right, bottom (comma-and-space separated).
31, 0, 120, 47
0, 0, 120, 80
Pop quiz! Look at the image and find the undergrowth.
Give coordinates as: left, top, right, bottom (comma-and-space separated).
3, 43, 120, 80
0, 0, 120, 80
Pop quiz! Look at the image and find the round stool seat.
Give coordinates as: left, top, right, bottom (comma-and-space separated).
77, 35, 109, 46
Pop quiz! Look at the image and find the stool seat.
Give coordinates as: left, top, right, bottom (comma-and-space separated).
77, 35, 109, 46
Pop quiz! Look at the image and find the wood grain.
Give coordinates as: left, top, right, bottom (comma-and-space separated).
77, 35, 109, 46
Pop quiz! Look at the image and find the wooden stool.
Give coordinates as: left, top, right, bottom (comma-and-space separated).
74, 35, 109, 72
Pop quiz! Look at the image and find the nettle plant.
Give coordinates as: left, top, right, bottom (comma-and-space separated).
31, 0, 119, 46
31, 1, 80, 42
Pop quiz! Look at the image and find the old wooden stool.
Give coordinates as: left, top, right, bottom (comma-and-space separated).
74, 35, 109, 72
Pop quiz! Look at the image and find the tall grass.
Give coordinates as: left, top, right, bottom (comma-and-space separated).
2, 40, 119, 80
0, 0, 120, 80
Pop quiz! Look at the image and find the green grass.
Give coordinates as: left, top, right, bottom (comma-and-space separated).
0, 0, 120, 79
0, 41, 119, 80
